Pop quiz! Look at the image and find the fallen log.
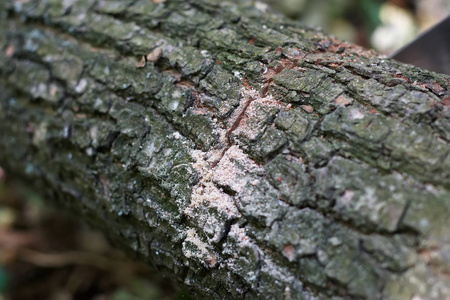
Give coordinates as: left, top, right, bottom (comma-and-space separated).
1, 0, 450, 298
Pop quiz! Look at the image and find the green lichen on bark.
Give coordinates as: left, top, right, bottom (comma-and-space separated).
1, 0, 450, 299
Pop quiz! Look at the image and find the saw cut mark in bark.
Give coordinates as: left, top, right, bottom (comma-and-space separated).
1, 0, 450, 299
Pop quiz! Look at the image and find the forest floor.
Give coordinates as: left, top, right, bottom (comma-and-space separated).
0, 169, 191, 300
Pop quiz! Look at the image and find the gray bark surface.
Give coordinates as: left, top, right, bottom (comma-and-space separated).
1, 0, 450, 299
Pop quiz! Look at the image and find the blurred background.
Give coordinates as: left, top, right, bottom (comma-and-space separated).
0, 169, 191, 300
1, 0, 449, 299
266, 0, 450, 55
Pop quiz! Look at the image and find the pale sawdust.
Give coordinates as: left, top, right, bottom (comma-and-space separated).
182, 228, 216, 266
184, 75, 290, 265
231, 87, 291, 141
213, 145, 262, 194
228, 223, 253, 249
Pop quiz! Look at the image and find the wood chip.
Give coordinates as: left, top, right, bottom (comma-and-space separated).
146, 47, 162, 63
135, 56, 146, 68
301, 105, 314, 113
282, 245, 295, 262
334, 95, 352, 106
5, 45, 14, 57
426, 82, 445, 94
442, 95, 450, 107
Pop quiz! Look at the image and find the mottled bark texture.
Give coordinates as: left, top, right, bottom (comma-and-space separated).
1, 0, 450, 299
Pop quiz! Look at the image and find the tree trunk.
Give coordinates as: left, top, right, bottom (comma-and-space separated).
1, 0, 450, 299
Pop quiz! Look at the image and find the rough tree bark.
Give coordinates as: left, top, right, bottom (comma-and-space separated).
1, 0, 450, 299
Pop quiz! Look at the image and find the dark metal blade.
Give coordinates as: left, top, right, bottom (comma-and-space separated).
390, 15, 450, 75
